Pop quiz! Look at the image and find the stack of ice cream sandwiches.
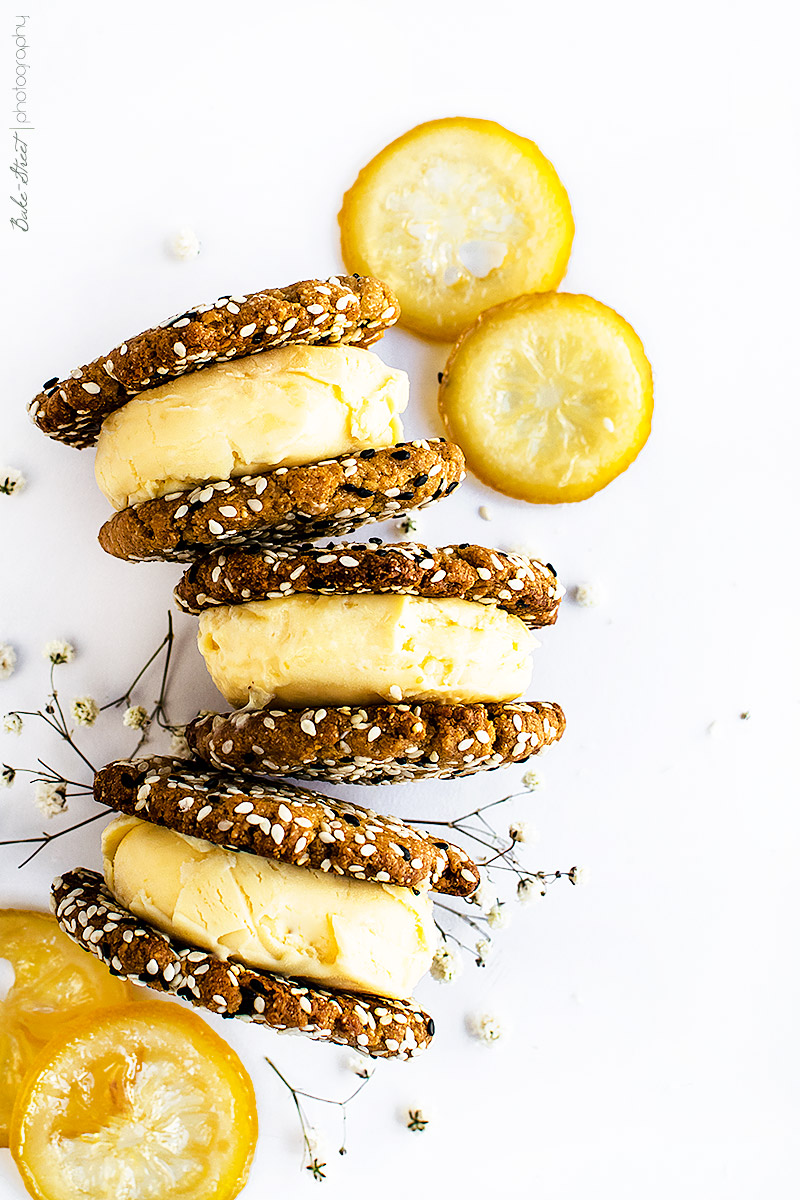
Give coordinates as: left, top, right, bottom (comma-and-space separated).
31, 274, 565, 1057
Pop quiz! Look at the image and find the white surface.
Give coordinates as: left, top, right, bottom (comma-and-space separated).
1, 1, 798, 1196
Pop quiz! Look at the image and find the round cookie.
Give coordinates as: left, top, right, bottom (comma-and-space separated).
99, 440, 465, 562
95, 755, 480, 897
52, 869, 433, 1059
176, 538, 562, 625
186, 700, 566, 785
30, 275, 399, 449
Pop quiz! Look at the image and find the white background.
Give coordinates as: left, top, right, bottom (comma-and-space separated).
1, 1, 798, 1196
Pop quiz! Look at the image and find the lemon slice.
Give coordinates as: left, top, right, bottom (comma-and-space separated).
0, 909, 134, 1147
10, 1003, 257, 1200
438, 292, 653, 503
339, 117, 573, 341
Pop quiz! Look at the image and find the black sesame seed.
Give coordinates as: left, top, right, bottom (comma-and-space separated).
445, 481, 459, 494
391, 449, 412, 461
433, 841, 449, 849
411, 887, 420, 896
426, 1017, 435, 1036
399, 845, 412, 861
437, 372, 443, 383
349, 486, 373, 498
360, 448, 377, 459
42, 376, 59, 389
410, 474, 429, 487
368, 537, 383, 545
342, 812, 361, 826
545, 562, 557, 576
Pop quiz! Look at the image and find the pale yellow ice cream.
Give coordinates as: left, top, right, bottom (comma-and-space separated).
102, 814, 436, 1000
197, 592, 536, 708
94, 345, 408, 510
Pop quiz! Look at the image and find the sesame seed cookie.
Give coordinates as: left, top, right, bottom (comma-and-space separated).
98, 440, 465, 562
52, 869, 433, 1058
95, 756, 479, 896
176, 539, 562, 625
186, 700, 566, 785
30, 275, 399, 448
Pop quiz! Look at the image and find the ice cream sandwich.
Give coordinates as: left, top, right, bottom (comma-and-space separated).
29, 276, 464, 558
51, 756, 480, 1057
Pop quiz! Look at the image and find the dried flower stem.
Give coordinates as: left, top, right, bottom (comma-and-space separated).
263, 1054, 373, 1177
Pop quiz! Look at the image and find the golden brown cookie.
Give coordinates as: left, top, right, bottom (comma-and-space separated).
95, 756, 479, 896
52, 869, 433, 1058
98, 440, 465, 562
176, 539, 562, 625
186, 700, 566, 785
30, 275, 399, 448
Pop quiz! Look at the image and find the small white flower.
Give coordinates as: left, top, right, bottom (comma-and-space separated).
0, 643, 17, 680
3, 713, 22, 735
470, 881, 497, 913
517, 876, 545, 904
33, 780, 67, 818
304, 1126, 331, 1163
475, 937, 493, 966
70, 696, 99, 727
521, 769, 544, 792
169, 727, 191, 758
1, 468, 25, 496
406, 1107, 429, 1132
169, 226, 200, 260
2, 764, 16, 788
486, 902, 510, 930
42, 639, 75, 665
429, 944, 463, 983
123, 705, 150, 730
478, 504, 492, 521
468, 1011, 505, 1045
396, 512, 421, 538
345, 1054, 375, 1079
509, 819, 537, 844
570, 866, 590, 887
572, 581, 605, 608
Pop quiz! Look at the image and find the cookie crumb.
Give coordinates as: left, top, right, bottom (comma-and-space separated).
169, 227, 201, 260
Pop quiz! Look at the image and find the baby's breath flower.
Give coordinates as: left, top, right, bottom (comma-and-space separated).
0, 643, 17, 680
42, 639, 74, 665
407, 1108, 429, 1132
569, 866, 590, 887
475, 937, 493, 967
345, 1054, 375, 1079
2, 764, 16, 788
123, 705, 150, 730
33, 780, 67, 818
169, 727, 191, 758
169, 226, 200, 260
0, 468, 25, 495
486, 902, 510, 930
509, 819, 536, 844
468, 1011, 505, 1045
517, 876, 545, 904
396, 512, 421, 538
3, 713, 22, 735
521, 769, 544, 792
70, 696, 99, 727
429, 944, 463, 983
471, 881, 497, 913
572, 580, 604, 608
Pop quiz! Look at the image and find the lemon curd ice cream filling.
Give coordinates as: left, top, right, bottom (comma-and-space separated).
197, 592, 537, 708
102, 814, 436, 1000
94, 345, 409, 510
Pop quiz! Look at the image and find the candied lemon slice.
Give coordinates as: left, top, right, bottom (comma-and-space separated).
339, 117, 573, 341
10, 1003, 257, 1200
438, 292, 653, 503
0, 909, 134, 1147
